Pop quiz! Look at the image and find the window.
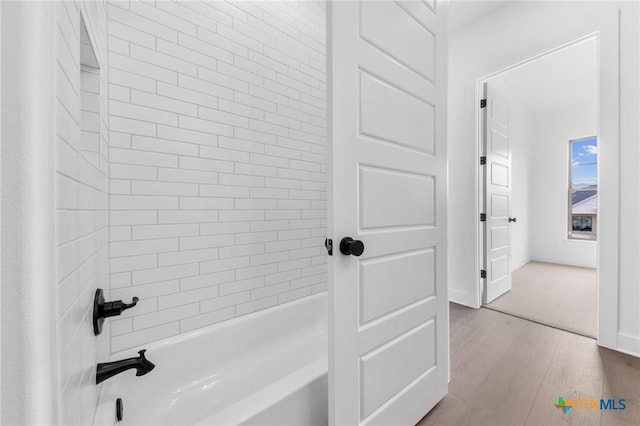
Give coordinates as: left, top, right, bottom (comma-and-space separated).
568, 137, 597, 240
572, 216, 592, 232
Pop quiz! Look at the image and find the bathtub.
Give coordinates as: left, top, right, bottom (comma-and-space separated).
94, 293, 328, 426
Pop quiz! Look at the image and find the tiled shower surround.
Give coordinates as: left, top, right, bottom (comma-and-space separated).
106, 1, 328, 351
55, 2, 110, 424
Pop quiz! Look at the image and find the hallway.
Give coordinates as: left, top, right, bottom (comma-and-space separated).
418, 304, 640, 426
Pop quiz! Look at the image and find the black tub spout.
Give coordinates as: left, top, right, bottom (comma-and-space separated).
96, 350, 155, 384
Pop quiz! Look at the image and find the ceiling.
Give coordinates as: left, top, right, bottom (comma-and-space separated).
448, 0, 512, 36
488, 37, 598, 113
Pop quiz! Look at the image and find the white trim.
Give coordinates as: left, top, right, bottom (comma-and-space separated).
0, 2, 58, 424
0, 2, 3, 419
617, 332, 640, 358
564, 239, 597, 246
479, 31, 599, 83
325, 1, 335, 423
594, 8, 620, 351
474, 10, 620, 351
511, 256, 531, 273
448, 288, 470, 306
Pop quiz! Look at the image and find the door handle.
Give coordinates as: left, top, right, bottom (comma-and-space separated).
339, 237, 364, 256
509, 217, 517, 223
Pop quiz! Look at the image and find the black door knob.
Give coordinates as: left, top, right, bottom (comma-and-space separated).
509, 217, 517, 223
340, 237, 364, 256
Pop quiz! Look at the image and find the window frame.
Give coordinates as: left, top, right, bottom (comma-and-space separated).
568, 136, 598, 241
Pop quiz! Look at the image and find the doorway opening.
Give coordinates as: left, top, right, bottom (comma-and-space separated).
477, 35, 599, 338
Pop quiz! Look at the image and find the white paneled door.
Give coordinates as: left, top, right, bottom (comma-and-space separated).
328, 1, 448, 425
483, 83, 513, 303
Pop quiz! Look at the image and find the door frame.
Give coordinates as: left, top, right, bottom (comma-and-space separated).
474, 9, 620, 351
476, 32, 598, 305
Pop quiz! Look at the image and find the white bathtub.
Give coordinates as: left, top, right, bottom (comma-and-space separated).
94, 294, 328, 426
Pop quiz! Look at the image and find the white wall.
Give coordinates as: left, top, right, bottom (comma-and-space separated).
529, 102, 597, 268
106, 1, 327, 352
55, 1, 110, 424
447, 1, 639, 356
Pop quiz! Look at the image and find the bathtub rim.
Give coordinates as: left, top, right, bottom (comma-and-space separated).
197, 356, 328, 426
110, 291, 327, 360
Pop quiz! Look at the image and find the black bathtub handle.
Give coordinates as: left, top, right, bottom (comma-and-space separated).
93, 288, 139, 336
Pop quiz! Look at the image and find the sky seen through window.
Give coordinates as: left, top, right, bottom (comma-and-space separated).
571, 137, 597, 189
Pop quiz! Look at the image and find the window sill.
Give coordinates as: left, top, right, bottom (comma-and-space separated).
565, 238, 597, 245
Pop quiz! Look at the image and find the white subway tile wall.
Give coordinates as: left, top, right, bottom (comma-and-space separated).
107, 0, 327, 351
55, 2, 110, 425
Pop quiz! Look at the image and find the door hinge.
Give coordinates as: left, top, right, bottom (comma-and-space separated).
324, 238, 333, 256
480, 99, 487, 108
480, 156, 486, 165
481, 269, 487, 279
480, 213, 486, 222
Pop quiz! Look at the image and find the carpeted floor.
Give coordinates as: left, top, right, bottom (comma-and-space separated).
485, 261, 596, 338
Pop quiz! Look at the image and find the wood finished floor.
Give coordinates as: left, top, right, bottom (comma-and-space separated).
417, 303, 640, 426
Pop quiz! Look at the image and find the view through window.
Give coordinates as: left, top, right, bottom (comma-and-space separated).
569, 137, 597, 240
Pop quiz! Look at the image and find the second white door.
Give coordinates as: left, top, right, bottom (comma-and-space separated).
483, 83, 513, 303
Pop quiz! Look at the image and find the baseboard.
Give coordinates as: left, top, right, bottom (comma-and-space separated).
529, 256, 596, 270
448, 288, 480, 309
617, 332, 640, 358
511, 256, 531, 272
